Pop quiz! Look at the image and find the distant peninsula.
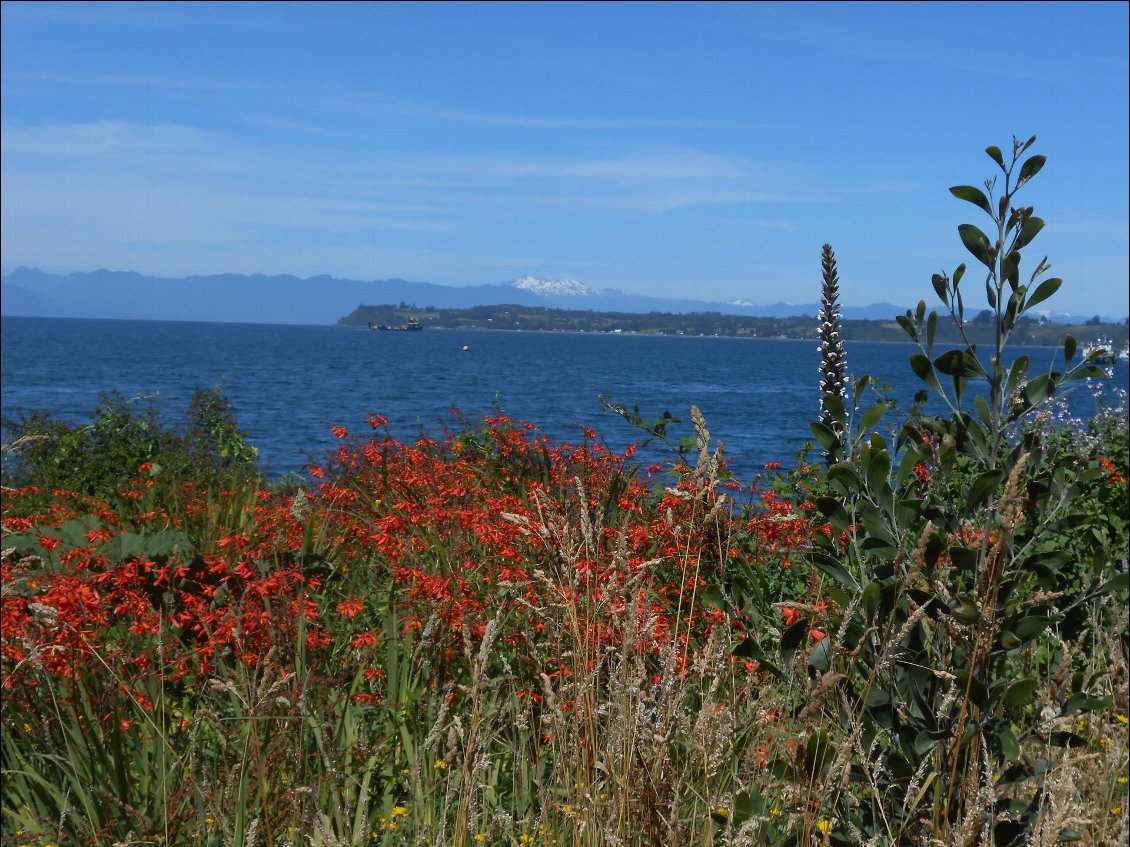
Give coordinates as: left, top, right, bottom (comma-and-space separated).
339, 303, 1130, 347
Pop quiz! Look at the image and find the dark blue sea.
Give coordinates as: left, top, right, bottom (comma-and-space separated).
2, 317, 1126, 485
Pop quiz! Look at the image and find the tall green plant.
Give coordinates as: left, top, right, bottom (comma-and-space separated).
800, 137, 1128, 845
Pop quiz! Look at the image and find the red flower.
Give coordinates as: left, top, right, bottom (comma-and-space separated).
336, 597, 365, 618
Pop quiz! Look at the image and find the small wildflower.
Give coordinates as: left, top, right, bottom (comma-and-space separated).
474, 836, 486, 843
391, 805, 409, 817
715, 806, 729, 817
816, 819, 833, 835
434, 758, 447, 770
1112, 805, 1123, 816
1117, 713, 1129, 725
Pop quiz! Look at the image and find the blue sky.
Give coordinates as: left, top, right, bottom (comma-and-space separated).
2, 1, 1127, 313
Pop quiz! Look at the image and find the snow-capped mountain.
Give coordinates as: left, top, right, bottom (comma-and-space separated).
510, 276, 593, 296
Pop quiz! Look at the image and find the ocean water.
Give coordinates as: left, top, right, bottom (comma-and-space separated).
2, 317, 1126, 484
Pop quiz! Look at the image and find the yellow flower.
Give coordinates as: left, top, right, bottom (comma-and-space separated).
1117, 776, 1128, 785
434, 758, 447, 770
1117, 713, 1129, 725
816, 819, 833, 835
391, 805, 409, 817
1111, 804, 1123, 816
474, 836, 486, 843
519, 835, 535, 845
715, 806, 729, 817
770, 808, 782, 817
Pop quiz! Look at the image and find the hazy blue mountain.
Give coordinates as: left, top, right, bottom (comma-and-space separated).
5, 267, 1114, 325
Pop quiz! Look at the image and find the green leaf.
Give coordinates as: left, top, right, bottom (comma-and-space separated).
952, 598, 980, 623
867, 448, 890, 493
974, 394, 992, 426
1005, 355, 1030, 398
810, 551, 858, 589
815, 497, 852, 532
808, 638, 832, 673
998, 725, 1020, 762
1013, 216, 1045, 250
1093, 572, 1129, 596
934, 349, 982, 378
910, 353, 941, 391
949, 185, 993, 215
931, 273, 949, 304
780, 620, 810, 666
986, 145, 1005, 169
1064, 335, 1076, 363
1011, 615, 1053, 643
859, 401, 889, 433
810, 422, 842, 450
822, 392, 846, 423
966, 469, 1003, 513
828, 462, 862, 491
1002, 678, 1039, 709
1023, 373, 1053, 405
915, 728, 951, 756
1060, 694, 1112, 718
958, 223, 995, 268
949, 547, 979, 572
1017, 154, 1046, 184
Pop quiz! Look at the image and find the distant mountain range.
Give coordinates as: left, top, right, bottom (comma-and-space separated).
0, 267, 1119, 325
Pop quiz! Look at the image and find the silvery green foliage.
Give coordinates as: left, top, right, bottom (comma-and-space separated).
793, 138, 1127, 845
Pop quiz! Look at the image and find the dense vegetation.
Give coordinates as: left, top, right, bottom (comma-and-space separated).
338, 302, 1130, 347
3, 138, 1128, 846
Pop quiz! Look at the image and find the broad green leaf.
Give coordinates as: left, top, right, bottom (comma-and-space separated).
1013, 216, 1045, 250
779, 620, 810, 665
815, 497, 852, 532
866, 447, 890, 493
915, 728, 950, 756
1064, 334, 1076, 363
910, 353, 941, 390
828, 461, 862, 494
1023, 373, 1053, 405
1017, 154, 1046, 184
896, 313, 916, 340
1093, 572, 1129, 596
958, 223, 995, 268
1002, 678, 1039, 709
985, 145, 1005, 169
998, 725, 1020, 762
810, 421, 842, 450
949, 546, 979, 572
1011, 615, 1053, 643
975, 393, 992, 425
822, 392, 846, 422
931, 273, 949, 304
808, 638, 832, 673
950, 184, 993, 215
934, 349, 983, 378
1064, 364, 1106, 383
810, 551, 858, 588
952, 598, 980, 623
966, 469, 1003, 513
895, 447, 921, 488
1060, 694, 1112, 718
859, 401, 889, 433
1005, 355, 1030, 398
